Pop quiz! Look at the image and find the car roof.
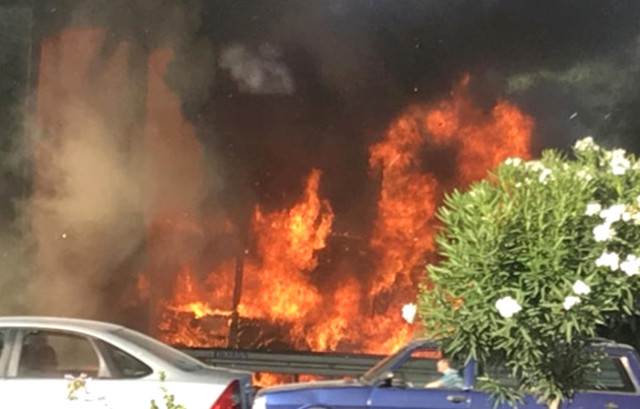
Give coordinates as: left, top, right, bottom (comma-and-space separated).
407, 336, 635, 354
0, 316, 124, 333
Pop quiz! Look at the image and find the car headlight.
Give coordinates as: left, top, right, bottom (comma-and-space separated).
252, 396, 267, 409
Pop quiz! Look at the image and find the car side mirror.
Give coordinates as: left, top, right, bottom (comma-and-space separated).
378, 371, 411, 388
376, 371, 394, 387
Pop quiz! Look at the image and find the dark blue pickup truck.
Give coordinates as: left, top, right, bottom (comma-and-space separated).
252, 338, 640, 409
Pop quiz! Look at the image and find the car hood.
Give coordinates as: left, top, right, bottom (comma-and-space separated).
258, 378, 360, 395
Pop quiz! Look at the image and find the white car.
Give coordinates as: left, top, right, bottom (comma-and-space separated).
0, 316, 254, 409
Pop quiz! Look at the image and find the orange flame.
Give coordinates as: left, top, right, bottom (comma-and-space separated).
32, 26, 533, 367
361, 75, 532, 352
155, 76, 532, 356
238, 169, 333, 322
369, 116, 440, 296
253, 373, 296, 388
424, 76, 533, 183
165, 267, 233, 318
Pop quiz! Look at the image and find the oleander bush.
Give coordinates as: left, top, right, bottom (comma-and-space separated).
419, 137, 640, 407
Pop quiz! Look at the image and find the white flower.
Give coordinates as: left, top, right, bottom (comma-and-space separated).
622, 212, 632, 222
593, 223, 614, 242
620, 255, 640, 277
632, 212, 640, 226
609, 149, 630, 175
573, 280, 591, 295
401, 303, 417, 324
585, 203, 602, 216
495, 296, 522, 318
525, 160, 545, 172
611, 160, 630, 175
576, 169, 593, 181
563, 296, 581, 310
595, 251, 620, 271
574, 137, 596, 151
600, 204, 626, 224
504, 157, 522, 166
538, 168, 552, 183
612, 165, 628, 175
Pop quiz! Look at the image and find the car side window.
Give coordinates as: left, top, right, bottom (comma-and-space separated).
98, 340, 152, 379
16, 330, 100, 378
480, 356, 636, 393
391, 348, 450, 388
480, 362, 520, 388
585, 356, 636, 393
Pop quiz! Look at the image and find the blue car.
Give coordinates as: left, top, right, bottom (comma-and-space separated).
252, 338, 640, 409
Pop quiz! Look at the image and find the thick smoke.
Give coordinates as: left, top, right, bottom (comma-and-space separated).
3, 0, 219, 321
29, 103, 145, 319
0, 6, 36, 314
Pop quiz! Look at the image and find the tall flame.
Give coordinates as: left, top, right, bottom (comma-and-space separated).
239, 169, 333, 322
32, 25, 533, 360
368, 113, 440, 296
156, 76, 532, 356
366, 75, 533, 325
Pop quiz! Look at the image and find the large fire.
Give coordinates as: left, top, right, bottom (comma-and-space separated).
153, 75, 533, 354
33, 28, 533, 355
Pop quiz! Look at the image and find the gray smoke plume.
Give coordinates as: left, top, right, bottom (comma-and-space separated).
28, 103, 146, 318
0, 5, 36, 315
220, 43, 295, 95
3, 0, 219, 322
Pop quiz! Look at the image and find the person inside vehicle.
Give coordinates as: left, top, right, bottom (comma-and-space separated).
425, 358, 463, 389
19, 332, 58, 377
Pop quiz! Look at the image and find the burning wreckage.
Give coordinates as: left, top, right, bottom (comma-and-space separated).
32, 29, 532, 359
8, 0, 600, 386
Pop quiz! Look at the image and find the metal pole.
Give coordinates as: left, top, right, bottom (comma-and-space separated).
228, 250, 245, 348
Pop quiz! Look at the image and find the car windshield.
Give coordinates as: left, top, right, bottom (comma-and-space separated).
112, 328, 206, 372
360, 345, 411, 384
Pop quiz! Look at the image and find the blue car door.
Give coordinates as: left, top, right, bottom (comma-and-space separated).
367, 346, 471, 409
369, 386, 471, 409
469, 348, 640, 409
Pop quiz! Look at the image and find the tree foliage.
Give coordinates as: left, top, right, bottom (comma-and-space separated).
419, 137, 640, 405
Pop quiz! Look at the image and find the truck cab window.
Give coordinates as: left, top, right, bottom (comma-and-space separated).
479, 362, 520, 389
480, 356, 636, 393
392, 349, 462, 389
585, 357, 636, 393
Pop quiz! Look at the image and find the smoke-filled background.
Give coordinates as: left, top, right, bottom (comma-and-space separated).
1, 0, 640, 349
